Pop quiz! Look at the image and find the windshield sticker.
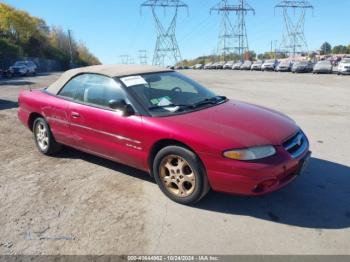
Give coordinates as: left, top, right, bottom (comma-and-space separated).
120, 75, 147, 87
150, 96, 171, 106
158, 97, 172, 106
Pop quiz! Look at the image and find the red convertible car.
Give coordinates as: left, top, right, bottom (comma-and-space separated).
18, 65, 311, 204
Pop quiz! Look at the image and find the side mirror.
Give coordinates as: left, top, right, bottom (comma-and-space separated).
108, 99, 135, 116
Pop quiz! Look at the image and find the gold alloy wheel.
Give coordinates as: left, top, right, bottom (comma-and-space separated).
159, 155, 196, 197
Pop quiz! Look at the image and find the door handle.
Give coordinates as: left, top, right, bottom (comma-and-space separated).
71, 112, 80, 118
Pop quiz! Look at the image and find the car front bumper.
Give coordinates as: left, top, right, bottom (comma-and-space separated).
262, 66, 275, 71
201, 146, 311, 196
314, 69, 332, 73
339, 69, 350, 74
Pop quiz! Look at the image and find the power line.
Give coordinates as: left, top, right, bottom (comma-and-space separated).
211, 0, 255, 61
141, 0, 188, 67
275, 0, 314, 57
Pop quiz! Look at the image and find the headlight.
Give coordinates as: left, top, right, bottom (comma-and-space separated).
223, 146, 276, 161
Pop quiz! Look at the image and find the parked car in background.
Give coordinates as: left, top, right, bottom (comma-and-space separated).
18, 64, 311, 204
261, 59, 278, 71
337, 59, 350, 75
276, 60, 292, 72
193, 64, 204, 70
313, 60, 333, 74
232, 61, 243, 70
0, 69, 13, 78
292, 61, 314, 73
223, 61, 234, 69
204, 62, 214, 70
240, 61, 253, 70
215, 61, 226, 70
9, 61, 37, 76
209, 62, 218, 69
251, 60, 263, 71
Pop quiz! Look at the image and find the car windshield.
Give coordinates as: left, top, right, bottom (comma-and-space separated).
318, 61, 330, 65
14, 62, 27, 66
265, 60, 275, 63
121, 72, 226, 116
341, 59, 350, 64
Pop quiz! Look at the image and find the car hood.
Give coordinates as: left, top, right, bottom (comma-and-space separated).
315, 64, 332, 69
157, 100, 298, 150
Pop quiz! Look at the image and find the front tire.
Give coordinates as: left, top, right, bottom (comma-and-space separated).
33, 117, 61, 155
153, 146, 209, 205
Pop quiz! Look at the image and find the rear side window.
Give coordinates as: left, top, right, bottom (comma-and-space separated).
59, 75, 86, 99
74, 74, 125, 108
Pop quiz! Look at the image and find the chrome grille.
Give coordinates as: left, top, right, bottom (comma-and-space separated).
283, 131, 308, 158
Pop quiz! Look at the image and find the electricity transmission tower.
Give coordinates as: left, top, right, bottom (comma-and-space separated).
141, 0, 188, 67
211, 0, 255, 61
275, 0, 314, 57
120, 55, 131, 64
139, 50, 148, 64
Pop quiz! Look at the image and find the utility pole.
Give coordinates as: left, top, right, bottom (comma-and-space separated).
271, 40, 278, 58
141, 0, 188, 67
275, 1, 314, 58
274, 40, 278, 59
67, 29, 74, 68
139, 50, 148, 65
211, 0, 255, 62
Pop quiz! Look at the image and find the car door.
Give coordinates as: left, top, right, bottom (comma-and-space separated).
68, 74, 145, 169
45, 75, 86, 146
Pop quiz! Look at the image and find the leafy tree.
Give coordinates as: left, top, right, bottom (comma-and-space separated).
0, 38, 20, 57
332, 45, 348, 54
320, 42, 332, 55
0, 3, 100, 69
243, 51, 256, 61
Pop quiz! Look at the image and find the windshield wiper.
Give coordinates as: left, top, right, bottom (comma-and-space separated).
192, 96, 227, 108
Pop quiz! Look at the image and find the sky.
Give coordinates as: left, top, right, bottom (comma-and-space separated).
3, 0, 350, 64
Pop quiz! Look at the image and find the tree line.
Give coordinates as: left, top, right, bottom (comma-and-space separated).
0, 3, 100, 69
180, 42, 350, 66
320, 42, 350, 55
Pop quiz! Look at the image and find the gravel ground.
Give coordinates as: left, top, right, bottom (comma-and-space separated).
0, 70, 349, 255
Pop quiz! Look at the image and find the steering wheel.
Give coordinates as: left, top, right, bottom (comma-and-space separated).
171, 87, 182, 93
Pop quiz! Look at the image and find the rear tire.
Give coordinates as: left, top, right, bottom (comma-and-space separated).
153, 146, 210, 205
33, 117, 62, 155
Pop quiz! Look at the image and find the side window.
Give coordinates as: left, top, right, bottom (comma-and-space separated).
58, 75, 86, 99
75, 74, 125, 108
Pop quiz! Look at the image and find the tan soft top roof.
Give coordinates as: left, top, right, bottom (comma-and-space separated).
46, 64, 173, 95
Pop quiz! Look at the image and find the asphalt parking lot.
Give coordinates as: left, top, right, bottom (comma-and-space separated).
0, 70, 349, 255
